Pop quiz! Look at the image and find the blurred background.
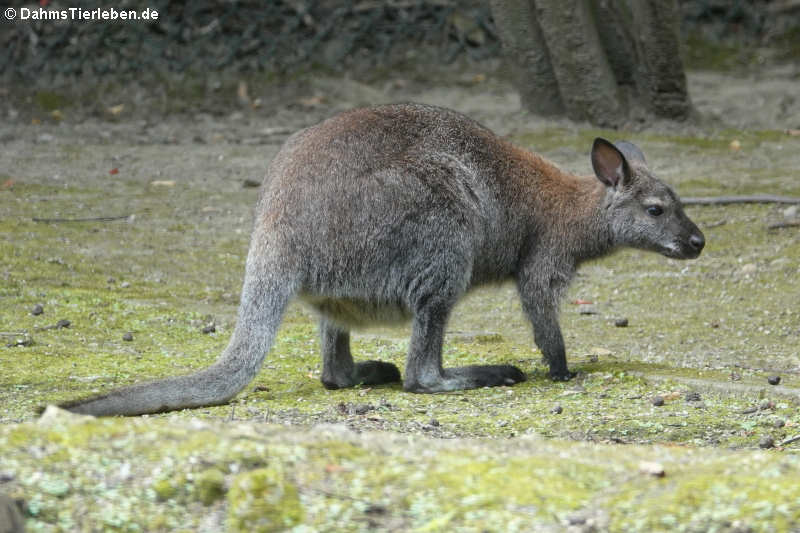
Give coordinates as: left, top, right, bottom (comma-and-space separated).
1, 0, 798, 128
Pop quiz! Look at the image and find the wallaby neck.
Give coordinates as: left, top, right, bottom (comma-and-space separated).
506, 143, 615, 264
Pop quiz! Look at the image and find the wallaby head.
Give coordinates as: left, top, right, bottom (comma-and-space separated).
591, 138, 705, 260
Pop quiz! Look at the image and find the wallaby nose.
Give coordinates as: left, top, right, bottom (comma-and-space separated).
689, 233, 705, 252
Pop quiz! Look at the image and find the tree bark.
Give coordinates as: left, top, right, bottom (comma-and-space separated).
534, 0, 622, 126
489, 0, 693, 125
628, 0, 693, 119
488, 0, 564, 115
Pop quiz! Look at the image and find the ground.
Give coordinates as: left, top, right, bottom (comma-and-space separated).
1, 59, 799, 531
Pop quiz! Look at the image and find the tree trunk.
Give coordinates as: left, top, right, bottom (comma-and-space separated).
628, 0, 693, 119
489, 0, 693, 126
488, 0, 564, 115
534, 0, 622, 126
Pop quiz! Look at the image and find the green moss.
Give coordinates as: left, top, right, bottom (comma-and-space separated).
227, 466, 303, 532
609, 454, 800, 531
683, 33, 756, 71
34, 90, 70, 111
2, 113, 800, 529
195, 468, 227, 505
2, 411, 800, 531
152, 478, 179, 502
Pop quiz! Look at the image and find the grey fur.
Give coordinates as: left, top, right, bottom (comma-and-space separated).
614, 140, 647, 166
56, 104, 704, 416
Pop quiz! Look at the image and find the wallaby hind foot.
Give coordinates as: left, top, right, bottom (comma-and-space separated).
404, 364, 526, 393
322, 361, 402, 390
319, 320, 401, 389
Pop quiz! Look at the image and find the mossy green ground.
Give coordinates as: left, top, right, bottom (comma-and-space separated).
1, 70, 800, 530
2, 407, 800, 532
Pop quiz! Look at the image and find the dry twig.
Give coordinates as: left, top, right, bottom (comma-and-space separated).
682, 195, 800, 206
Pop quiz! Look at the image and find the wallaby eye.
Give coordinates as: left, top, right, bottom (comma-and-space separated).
646, 205, 664, 217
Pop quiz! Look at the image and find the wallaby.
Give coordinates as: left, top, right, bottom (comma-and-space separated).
56, 103, 704, 416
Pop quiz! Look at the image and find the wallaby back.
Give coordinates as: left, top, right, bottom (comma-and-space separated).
56, 103, 704, 415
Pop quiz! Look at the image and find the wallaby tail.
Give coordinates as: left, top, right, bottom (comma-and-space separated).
56, 266, 296, 416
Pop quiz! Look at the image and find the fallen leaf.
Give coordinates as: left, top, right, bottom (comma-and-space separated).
237, 81, 251, 106
149, 180, 175, 187
785, 129, 800, 136
107, 104, 124, 116
729, 139, 741, 151
109, 168, 119, 175
1, 179, 15, 190
573, 299, 593, 305
50, 109, 62, 121
299, 95, 325, 107
662, 391, 681, 401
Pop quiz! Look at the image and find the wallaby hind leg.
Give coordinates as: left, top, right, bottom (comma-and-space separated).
319, 319, 401, 390
403, 300, 526, 393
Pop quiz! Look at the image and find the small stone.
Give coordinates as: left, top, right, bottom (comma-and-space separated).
364, 503, 387, 515
783, 205, 798, 219
767, 375, 781, 386
6, 335, 33, 348
120, 281, 131, 288
122, 332, 133, 342
639, 461, 666, 477
759, 435, 775, 449
242, 179, 261, 188
202, 324, 216, 334
614, 317, 629, 327
429, 418, 440, 427
551, 404, 563, 414
759, 400, 774, 411
353, 404, 373, 415
56, 319, 70, 328
31, 304, 44, 316
685, 391, 701, 402
739, 263, 757, 275
651, 395, 665, 407
773, 419, 786, 429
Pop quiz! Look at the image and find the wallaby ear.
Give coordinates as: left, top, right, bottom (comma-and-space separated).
591, 138, 630, 188
614, 141, 647, 167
